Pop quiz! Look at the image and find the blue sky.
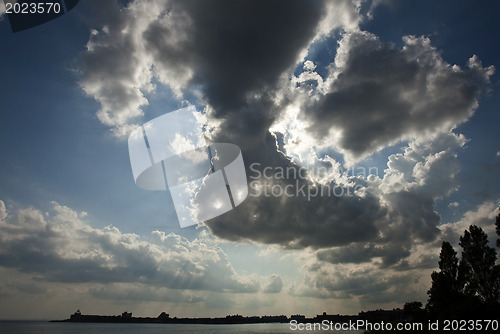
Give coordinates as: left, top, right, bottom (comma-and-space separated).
0, 15, 180, 234
0, 0, 499, 320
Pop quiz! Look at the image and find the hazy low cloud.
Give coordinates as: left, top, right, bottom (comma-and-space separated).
207, 130, 466, 263
0, 2, 5, 22
293, 200, 498, 305
0, 200, 259, 293
90, 283, 206, 303
263, 274, 283, 294
439, 201, 499, 248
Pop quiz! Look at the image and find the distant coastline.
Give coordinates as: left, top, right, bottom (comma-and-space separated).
51, 308, 405, 325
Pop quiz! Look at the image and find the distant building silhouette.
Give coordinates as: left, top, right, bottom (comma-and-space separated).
59, 308, 409, 325
290, 314, 306, 321
121, 312, 132, 319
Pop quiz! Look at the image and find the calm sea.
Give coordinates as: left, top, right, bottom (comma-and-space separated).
0, 321, 364, 333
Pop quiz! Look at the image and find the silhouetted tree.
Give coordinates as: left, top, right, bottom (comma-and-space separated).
458, 225, 500, 306
403, 301, 425, 322
427, 241, 465, 319
428, 224, 500, 320
496, 207, 500, 248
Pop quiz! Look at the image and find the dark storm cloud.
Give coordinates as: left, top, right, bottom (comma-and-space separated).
207, 159, 384, 249
317, 243, 378, 264
170, 0, 322, 110
181, 9, 490, 252
315, 239, 413, 268
142, 0, 325, 145
121, 0, 389, 249
304, 32, 494, 158
383, 191, 441, 242
79, 0, 329, 141
202, 131, 385, 249
204, 132, 457, 253
392, 253, 438, 272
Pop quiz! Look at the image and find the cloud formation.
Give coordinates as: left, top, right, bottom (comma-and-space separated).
0, 2, 5, 21
207, 130, 468, 261
280, 31, 494, 163
0, 200, 259, 293
79, 0, 349, 137
78, 0, 495, 274
1, 198, 496, 313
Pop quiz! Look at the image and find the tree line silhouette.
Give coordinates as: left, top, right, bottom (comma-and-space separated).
405, 207, 500, 322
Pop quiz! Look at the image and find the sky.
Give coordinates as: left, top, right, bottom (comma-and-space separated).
0, 0, 499, 321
